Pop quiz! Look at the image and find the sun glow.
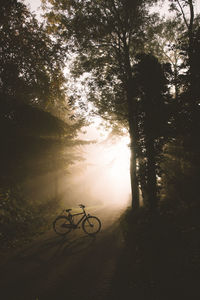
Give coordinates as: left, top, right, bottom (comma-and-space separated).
99, 136, 130, 182
66, 133, 131, 207
100, 136, 131, 206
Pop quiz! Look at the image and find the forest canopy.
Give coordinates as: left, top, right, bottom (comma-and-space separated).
42, 0, 200, 209
0, 0, 86, 245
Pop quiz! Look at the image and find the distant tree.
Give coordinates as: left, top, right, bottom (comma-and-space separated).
169, 0, 195, 76
169, 0, 200, 116
158, 0, 200, 210
145, 18, 185, 100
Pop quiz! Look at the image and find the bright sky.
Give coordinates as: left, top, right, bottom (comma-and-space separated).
24, 0, 41, 11
24, 0, 200, 17
25, 0, 171, 16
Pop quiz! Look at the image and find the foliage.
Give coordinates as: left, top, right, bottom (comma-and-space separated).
42, 0, 160, 121
0, 0, 67, 116
0, 185, 60, 248
160, 138, 200, 208
163, 0, 200, 210
0, 0, 87, 247
42, 0, 165, 208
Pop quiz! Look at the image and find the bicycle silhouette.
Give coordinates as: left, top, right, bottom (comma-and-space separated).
53, 204, 101, 236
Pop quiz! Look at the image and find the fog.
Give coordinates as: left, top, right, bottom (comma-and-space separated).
19, 125, 131, 214
59, 133, 131, 210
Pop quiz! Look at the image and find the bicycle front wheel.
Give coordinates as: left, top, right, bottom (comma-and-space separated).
53, 216, 72, 235
82, 216, 101, 235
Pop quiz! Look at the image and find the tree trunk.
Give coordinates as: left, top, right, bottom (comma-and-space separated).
137, 157, 148, 206
146, 138, 157, 209
188, 0, 195, 95
127, 88, 139, 209
129, 141, 139, 209
124, 41, 139, 209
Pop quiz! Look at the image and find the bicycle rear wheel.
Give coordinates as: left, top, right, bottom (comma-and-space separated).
82, 216, 101, 235
53, 216, 72, 235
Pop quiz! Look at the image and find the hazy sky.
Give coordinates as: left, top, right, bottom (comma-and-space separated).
24, 0, 199, 17
24, 0, 41, 16
24, 0, 171, 17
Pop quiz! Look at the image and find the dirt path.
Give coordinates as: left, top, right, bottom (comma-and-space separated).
0, 205, 126, 300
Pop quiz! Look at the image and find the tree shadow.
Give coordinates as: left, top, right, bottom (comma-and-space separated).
17, 231, 96, 266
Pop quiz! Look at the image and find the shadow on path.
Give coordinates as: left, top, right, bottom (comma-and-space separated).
18, 232, 97, 263
0, 205, 127, 300
0, 232, 97, 300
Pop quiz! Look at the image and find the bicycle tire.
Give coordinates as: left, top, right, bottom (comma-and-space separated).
53, 215, 72, 235
82, 216, 101, 235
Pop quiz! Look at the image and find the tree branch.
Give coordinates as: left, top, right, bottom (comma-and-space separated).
176, 0, 189, 29
188, 0, 194, 34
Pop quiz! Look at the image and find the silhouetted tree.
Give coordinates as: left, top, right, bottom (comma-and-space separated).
169, 0, 200, 129
134, 54, 171, 208
0, 0, 66, 117
159, 0, 200, 209
42, 0, 161, 209
0, 0, 83, 185
0, 0, 86, 244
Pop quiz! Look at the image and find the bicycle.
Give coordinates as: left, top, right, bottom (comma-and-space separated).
53, 204, 101, 236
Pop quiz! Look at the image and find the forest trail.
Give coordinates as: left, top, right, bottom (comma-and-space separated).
0, 205, 127, 300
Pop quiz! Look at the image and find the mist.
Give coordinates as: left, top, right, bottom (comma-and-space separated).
58, 133, 131, 209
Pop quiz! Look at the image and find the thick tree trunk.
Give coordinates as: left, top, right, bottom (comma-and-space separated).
146, 138, 157, 209
127, 88, 139, 209
137, 157, 148, 206
124, 42, 139, 209
129, 140, 139, 209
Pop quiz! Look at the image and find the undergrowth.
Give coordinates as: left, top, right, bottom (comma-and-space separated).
114, 202, 200, 300
0, 186, 60, 250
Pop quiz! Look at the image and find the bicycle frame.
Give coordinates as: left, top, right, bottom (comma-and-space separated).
67, 210, 89, 228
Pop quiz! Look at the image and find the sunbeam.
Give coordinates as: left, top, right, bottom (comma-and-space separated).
64, 134, 131, 208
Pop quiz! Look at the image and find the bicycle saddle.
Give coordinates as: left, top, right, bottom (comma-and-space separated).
66, 209, 72, 212
79, 204, 85, 208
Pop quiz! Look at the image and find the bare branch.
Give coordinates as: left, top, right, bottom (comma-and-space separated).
176, 0, 189, 29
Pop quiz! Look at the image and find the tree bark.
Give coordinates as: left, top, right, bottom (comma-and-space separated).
188, 0, 195, 93
127, 85, 139, 209
146, 137, 157, 209
129, 135, 139, 209
123, 40, 139, 209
